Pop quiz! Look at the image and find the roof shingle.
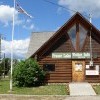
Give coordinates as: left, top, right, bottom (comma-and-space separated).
26, 31, 54, 58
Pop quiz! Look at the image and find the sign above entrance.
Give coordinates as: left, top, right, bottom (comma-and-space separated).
52, 52, 90, 59
72, 52, 90, 59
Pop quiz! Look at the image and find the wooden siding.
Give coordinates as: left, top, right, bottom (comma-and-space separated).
38, 34, 73, 83
37, 33, 100, 83
83, 35, 100, 82
43, 34, 74, 55
85, 59, 100, 83
39, 57, 72, 83
31, 13, 100, 83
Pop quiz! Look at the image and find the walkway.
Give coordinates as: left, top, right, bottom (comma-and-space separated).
69, 82, 96, 96
0, 95, 100, 100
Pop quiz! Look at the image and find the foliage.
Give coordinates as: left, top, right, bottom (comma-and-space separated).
93, 85, 100, 94
0, 65, 2, 79
13, 58, 46, 87
0, 58, 19, 75
1, 58, 11, 75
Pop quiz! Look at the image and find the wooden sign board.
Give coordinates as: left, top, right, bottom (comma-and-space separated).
52, 52, 90, 59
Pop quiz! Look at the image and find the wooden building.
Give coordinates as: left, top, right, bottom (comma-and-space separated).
27, 12, 100, 83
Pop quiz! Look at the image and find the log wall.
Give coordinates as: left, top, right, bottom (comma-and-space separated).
37, 28, 100, 83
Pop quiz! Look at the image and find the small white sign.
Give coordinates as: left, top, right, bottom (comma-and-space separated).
86, 65, 90, 69
86, 70, 99, 75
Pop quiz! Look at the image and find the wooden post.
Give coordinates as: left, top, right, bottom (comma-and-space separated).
76, 22, 80, 51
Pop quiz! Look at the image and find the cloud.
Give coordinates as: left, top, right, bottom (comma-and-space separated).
22, 18, 35, 30
29, 24, 35, 30
26, 19, 31, 23
0, 5, 23, 26
1, 38, 30, 59
58, 0, 100, 18
57, 7, 63, 14
23, 24, 35, 30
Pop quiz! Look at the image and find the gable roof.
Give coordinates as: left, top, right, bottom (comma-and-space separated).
27, 12, 100, 58
26, 31, 54, 58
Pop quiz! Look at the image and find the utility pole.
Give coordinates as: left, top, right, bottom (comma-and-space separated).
89, 14, 93, 66
89, 14, 92, 23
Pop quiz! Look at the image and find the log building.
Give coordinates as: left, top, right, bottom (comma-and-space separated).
27, 12, 100, 83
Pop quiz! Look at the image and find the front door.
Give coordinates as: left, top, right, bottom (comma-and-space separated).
72, 61, 85, 82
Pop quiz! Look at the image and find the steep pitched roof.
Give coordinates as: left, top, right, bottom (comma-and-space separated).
26, 31, 54, 58
27, 12, 100, 58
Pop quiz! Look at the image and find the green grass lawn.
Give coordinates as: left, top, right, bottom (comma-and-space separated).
0, 79, 68, 95
93, 85, 100, 95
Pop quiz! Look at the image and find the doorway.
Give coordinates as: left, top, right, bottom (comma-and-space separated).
72, 61, 85, 82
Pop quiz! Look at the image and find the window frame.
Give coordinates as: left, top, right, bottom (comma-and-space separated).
43, 64, 55, 72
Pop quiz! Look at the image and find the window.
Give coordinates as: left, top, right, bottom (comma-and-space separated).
68, 25, 76, 50
75, 63, 83, 71
43, 64, 55, 71
68, 24, 87, 51
79, 24, 87, 49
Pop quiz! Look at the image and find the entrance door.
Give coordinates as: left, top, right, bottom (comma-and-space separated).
72, 61, 85, 82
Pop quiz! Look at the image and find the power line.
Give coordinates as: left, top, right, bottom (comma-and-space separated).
42, 0, 89, 18
42, 0, 77, 13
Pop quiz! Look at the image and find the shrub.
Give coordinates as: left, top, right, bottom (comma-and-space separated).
0, 66, 2, 79
13, 58, 46, 87
0, 62, 3, 79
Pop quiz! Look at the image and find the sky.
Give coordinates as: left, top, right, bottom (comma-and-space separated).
0, 0, 100, 59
